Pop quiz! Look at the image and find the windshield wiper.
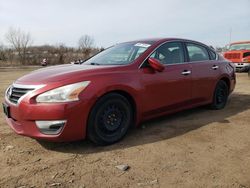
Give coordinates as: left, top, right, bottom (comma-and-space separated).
90, 62, 100, 65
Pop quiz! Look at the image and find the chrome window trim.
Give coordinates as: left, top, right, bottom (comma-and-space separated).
138, 40, 219, 69
5, 83, 46, 106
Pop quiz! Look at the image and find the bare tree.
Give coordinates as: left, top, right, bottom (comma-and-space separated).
78, 35, 94, 49
0, 43, 6, 61
5, 27, 32, 64
78, 35, 94, 58
56, 43, 67, 64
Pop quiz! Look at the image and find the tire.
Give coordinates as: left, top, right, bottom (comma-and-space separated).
210, 80, 229, 110
87, 93, 133, 145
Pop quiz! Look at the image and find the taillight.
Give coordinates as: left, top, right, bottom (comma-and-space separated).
228, 62, 236, 80
229, 62, 236, 70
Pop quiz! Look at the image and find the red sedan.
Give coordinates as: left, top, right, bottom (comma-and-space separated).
3, 38, 236, 145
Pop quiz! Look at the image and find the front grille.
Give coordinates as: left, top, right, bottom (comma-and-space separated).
225, 53, 241, 59
7, 86, 34, 104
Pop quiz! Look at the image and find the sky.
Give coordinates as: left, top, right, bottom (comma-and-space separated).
0, 0, 249, 48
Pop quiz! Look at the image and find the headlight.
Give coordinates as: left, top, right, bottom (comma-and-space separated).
243, 58, 250, 63
36, 81, 90, 103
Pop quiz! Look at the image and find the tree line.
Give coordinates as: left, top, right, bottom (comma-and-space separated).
0, 27, 102, 66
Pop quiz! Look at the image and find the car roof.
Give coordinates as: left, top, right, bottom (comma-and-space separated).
121, 38, 214, 51
123, 38, 206, 45
230, 41, 250, 45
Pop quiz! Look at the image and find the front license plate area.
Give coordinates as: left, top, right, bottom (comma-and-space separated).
2, 103, 11, 118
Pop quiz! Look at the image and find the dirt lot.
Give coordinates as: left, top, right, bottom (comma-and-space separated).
0, 68, 250, 188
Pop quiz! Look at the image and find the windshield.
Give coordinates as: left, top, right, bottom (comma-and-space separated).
229, 43, 250, 51
84, 42, 152, 65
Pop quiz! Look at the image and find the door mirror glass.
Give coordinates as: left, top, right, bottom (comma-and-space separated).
148, 57, 165, 72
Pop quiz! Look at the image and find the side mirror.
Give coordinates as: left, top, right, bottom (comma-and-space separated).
148, 57, 165, 72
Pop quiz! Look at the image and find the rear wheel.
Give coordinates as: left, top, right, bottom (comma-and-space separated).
210, 80, 229, 110
87, 93, 133, 145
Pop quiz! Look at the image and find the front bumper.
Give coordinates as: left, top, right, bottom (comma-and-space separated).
234, 62, 250, 72
3, 99, 92, 142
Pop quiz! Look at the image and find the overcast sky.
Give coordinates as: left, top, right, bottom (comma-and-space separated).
0, 0, 249, 48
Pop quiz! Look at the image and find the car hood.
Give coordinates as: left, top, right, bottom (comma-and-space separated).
15, 64, 117, 84
224, 50, 250, 54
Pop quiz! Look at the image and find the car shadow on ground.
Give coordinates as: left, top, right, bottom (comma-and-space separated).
38, 92, 250, 154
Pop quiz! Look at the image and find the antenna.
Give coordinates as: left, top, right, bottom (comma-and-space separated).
229, 27, 232, 44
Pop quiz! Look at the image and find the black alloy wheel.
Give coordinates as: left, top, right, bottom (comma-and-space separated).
210, 80, 229, 110
87, 93, 133, 145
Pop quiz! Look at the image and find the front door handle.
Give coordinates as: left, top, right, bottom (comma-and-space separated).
212, 65, 219, 70
181, 70, 191, 76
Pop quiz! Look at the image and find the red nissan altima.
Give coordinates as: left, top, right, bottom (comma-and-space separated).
3, 38, 236, 145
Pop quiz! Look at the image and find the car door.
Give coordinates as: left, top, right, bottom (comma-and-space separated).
140, 42, 192, 118
185, 42, 219, 103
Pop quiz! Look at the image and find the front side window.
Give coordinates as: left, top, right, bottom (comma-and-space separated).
186, 43, 209, 62
84, 42, 152, 65
150, 42, 184, 64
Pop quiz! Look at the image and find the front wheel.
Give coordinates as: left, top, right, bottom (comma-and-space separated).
87, 93, 133, 145
209, 80, 229, 110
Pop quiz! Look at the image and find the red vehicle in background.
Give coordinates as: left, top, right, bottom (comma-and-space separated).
3, 38, 236, 145
223, 41, 250, 72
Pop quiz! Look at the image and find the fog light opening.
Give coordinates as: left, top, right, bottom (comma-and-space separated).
36, 120, 66, 135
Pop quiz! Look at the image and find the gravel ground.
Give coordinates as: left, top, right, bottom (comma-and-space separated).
0, 68, 250, 188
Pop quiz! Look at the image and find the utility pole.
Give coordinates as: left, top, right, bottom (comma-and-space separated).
229, 27, 232, 44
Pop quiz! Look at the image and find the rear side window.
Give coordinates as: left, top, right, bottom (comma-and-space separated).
150, 42, 184, 64
186, 43, 209, 62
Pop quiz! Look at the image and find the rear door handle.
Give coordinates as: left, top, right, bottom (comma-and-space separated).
212, 65, 219, 70
181, 70, 191, 75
